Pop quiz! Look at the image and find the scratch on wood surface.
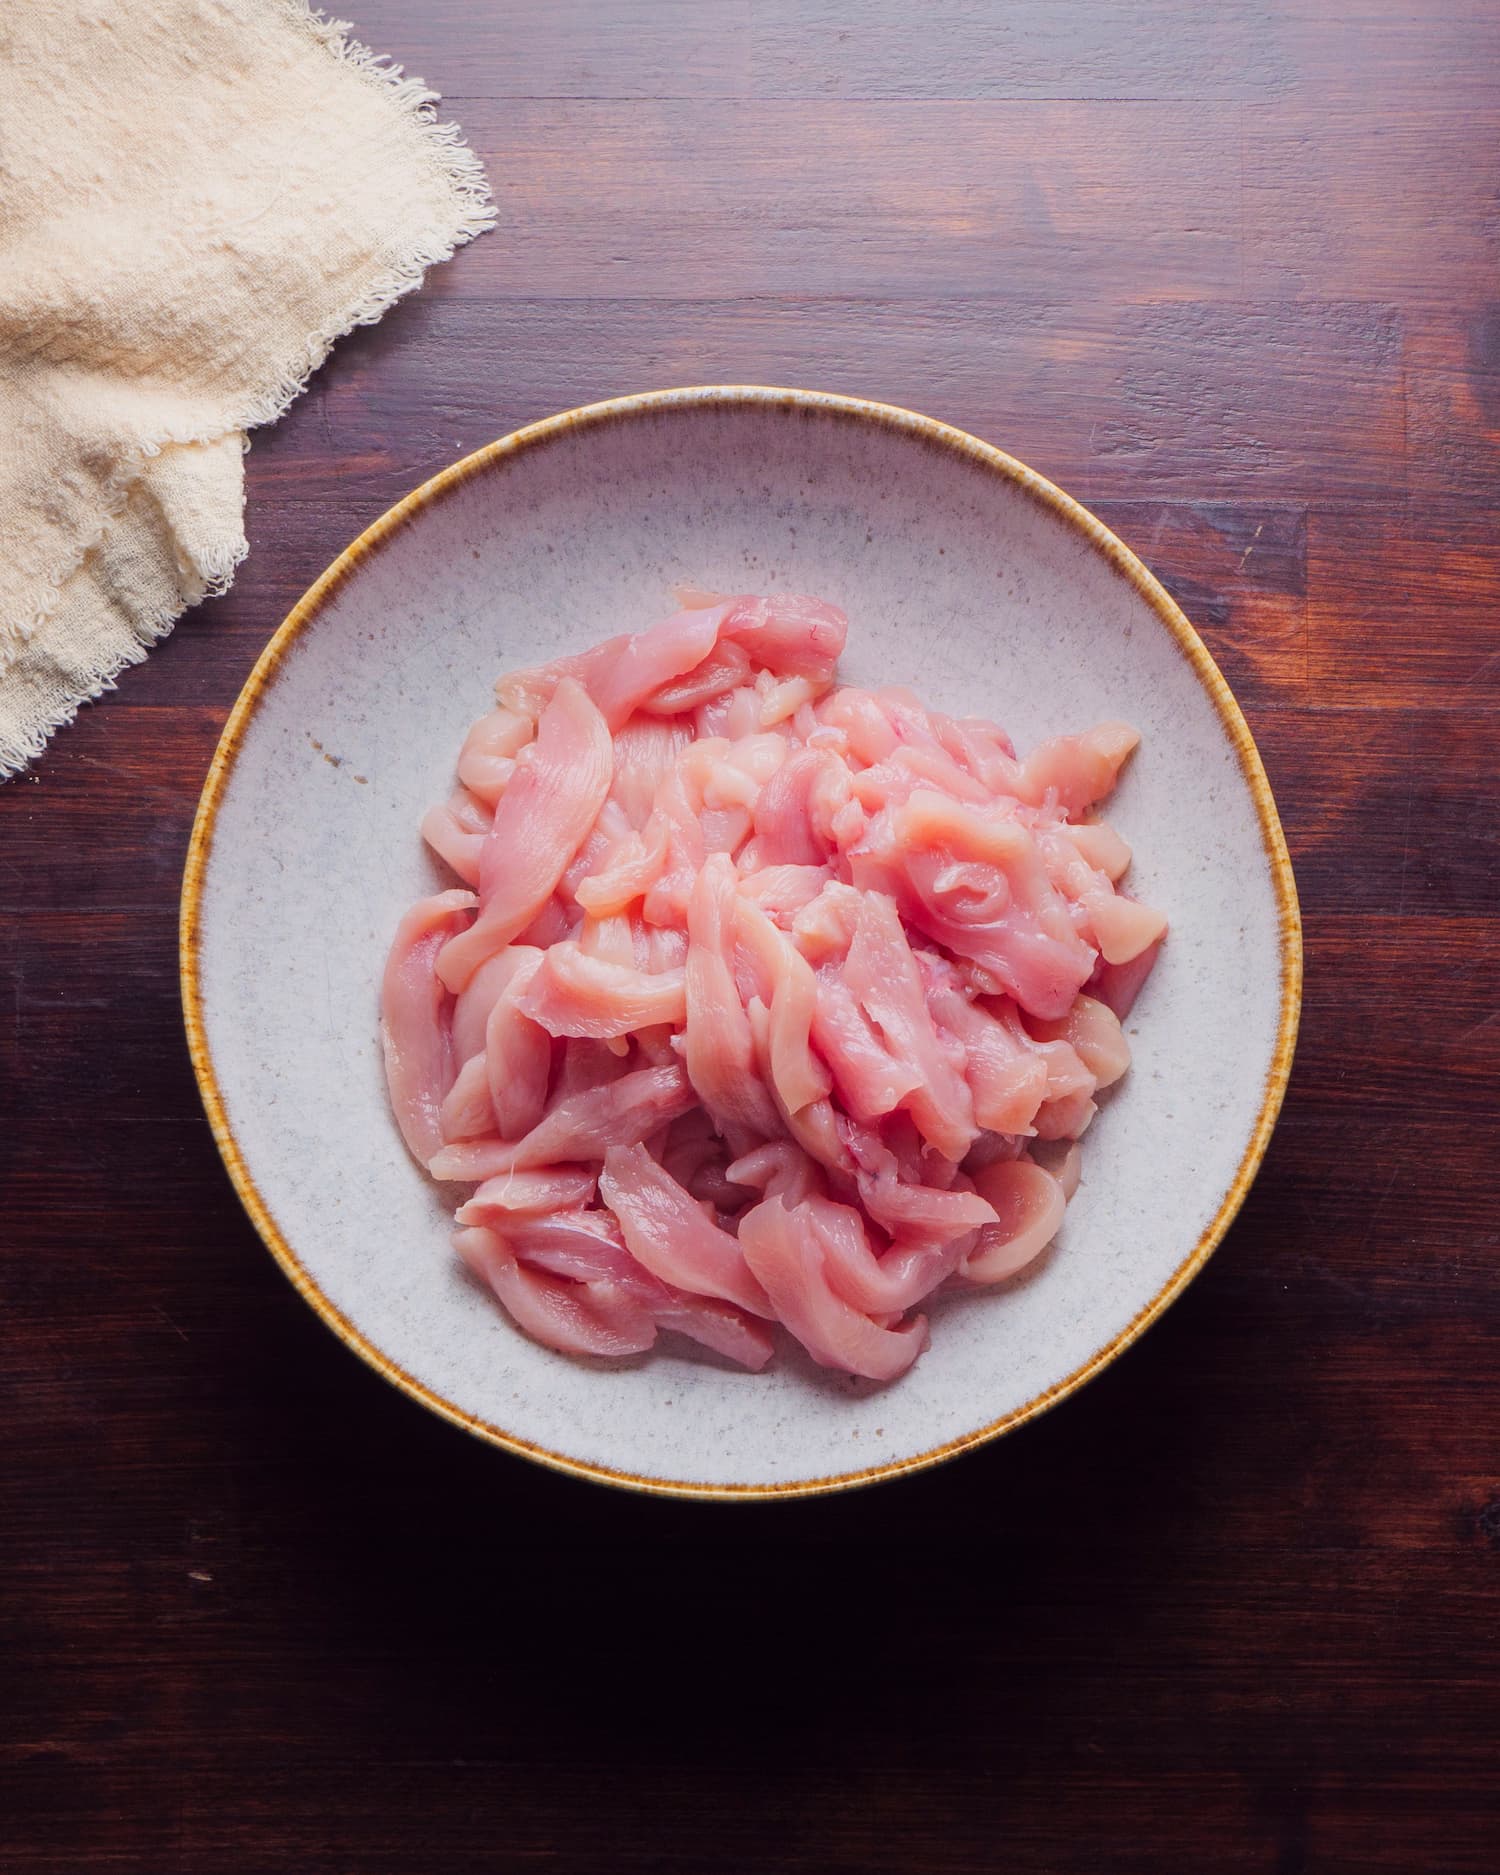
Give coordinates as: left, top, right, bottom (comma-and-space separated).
1453, 1008, 1500, 1045
153, 1304, 190, 1345
316, 376, 336, 459
1459, 647, 1500, 690
1352, 1156, 1406, 1263
1393, 741, 1418, 917
1295, 1253, 1373, 1310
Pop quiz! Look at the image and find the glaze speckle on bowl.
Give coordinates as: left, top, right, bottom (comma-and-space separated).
181, 387, 1300, 1497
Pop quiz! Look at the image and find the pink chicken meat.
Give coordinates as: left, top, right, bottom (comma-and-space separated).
380, 593, 1165, 1381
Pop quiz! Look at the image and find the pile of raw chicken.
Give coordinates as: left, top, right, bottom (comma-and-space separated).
382, 593, 1165, 1382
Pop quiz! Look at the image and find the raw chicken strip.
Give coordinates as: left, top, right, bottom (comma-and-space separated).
842, 890, 977, 1162
516, 942, 687, 1038
682, 854, 782, 1147
428, 1063, 697, 1181
506, 1210, 773, 1370
809, 1192, 971, 1315
738, 1196, 930, 1382
809, 966, 922, 1122
1026, 993, 1131, 1089
451, 946, 540, 1069
643, 640, 753, 715
381, 889, 476, 1164
456, 1166, 599, 1223
437, 678, 612, 992
1016, 722, 1139, 816
720, 594, 848, 678
457, 706, 533, 804
440, 1051, 496, 1143
753, 749, 838, 866
484, 949, 551, 1141
599, 1143, 772, 1317
421, 789, 490, 885
498, 604, 731, 729
732, 894, 832, 1118
1090, 936, 1164, 1019
960, 1158, 1067, 1282
607, 716, 694, 828
851, 790, 1097, 1019
456, 1225, 657, 1358
920, 957, 1050, 1135
847, 1129, 998, 1253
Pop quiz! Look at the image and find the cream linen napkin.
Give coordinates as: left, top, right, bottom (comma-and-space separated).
0, 1, 495, 776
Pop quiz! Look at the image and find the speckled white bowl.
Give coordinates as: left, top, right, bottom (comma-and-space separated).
182, 387, 1300, 1498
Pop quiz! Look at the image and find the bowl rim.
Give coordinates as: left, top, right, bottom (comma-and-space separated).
179, 384, 1303, 1501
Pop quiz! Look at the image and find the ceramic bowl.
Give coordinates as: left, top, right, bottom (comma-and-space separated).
181, 386, 1300, 1498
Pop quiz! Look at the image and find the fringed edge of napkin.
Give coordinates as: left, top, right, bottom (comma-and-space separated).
240, 1, 497, 433
0, 2, 496, 779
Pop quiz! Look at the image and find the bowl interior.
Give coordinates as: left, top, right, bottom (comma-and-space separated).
189, 391, 1294, 1495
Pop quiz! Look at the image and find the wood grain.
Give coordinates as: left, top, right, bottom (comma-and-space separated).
3, 4, 1498, 1873
247, 296, 1408, 508
459, 98, 1249, 299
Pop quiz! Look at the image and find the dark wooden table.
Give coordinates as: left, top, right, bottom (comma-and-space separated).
5, 5, 1498, 1870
